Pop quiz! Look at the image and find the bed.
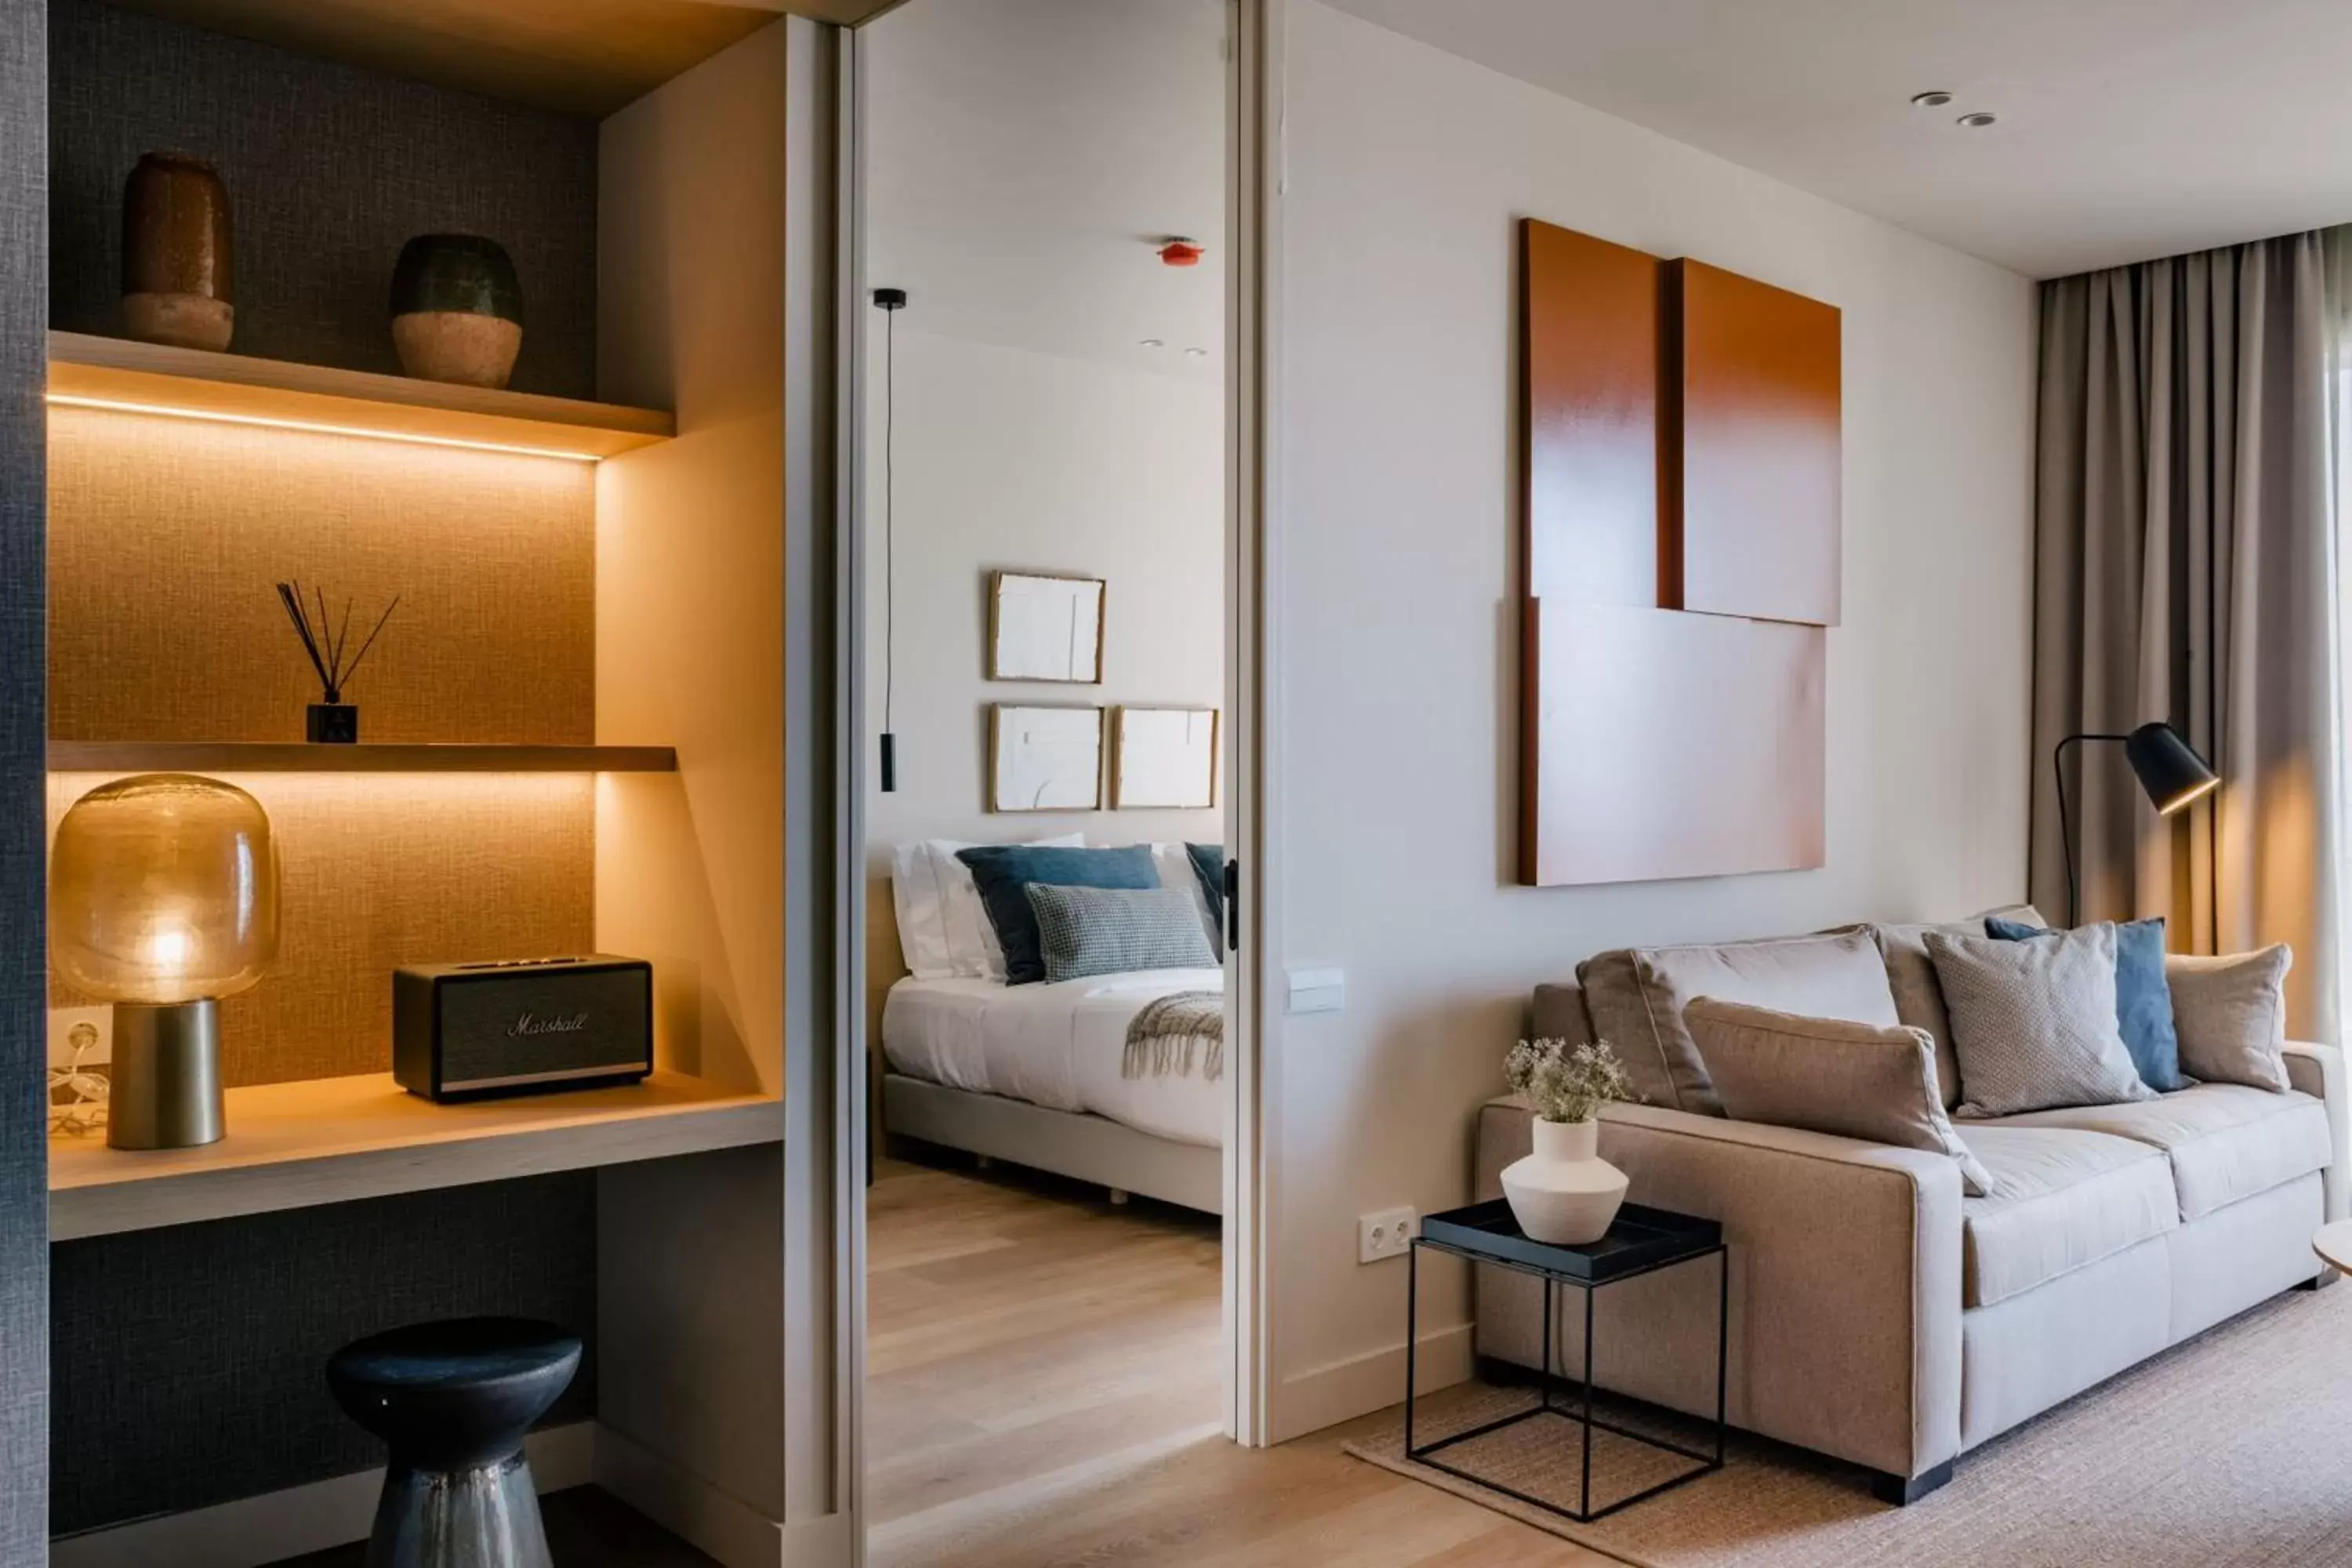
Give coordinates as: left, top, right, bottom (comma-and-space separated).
880, 967, 1226, 1214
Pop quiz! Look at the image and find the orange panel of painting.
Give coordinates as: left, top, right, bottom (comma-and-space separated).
1519, 600, 1825, 887
1670, 259, 1842, 626
1522, 219, 1665, 606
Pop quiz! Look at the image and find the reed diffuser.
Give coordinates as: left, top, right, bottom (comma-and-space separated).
277, 581, 399, 743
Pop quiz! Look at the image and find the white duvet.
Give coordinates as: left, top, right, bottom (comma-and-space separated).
880, 969, 1226, 1148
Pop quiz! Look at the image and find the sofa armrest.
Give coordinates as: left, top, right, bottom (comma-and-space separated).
1475, 1096, 1963, 1482
2285, 1041, 2348, 1222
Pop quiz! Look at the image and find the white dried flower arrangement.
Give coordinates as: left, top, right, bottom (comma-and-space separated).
1506, 1037, 1639, 1124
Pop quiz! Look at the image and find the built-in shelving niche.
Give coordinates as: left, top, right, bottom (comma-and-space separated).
42, 0, 792, 1556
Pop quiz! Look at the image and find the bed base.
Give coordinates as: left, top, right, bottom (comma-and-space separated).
881, 1073, 1222, 1216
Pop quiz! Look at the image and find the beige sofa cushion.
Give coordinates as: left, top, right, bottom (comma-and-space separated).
1956, 1125, 2177, 1308
1529, 982, 1595, 1050
1580, 931, 1900, 1116
2168, 946, 2293, 1092
1983, 1083, 2331, 1221
1686, 998, 1992, 1196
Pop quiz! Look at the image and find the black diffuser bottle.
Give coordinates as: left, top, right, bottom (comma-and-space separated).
278, 580, 397, 744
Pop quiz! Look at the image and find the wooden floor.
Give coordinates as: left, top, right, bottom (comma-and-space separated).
866, 1152, 1610, 1568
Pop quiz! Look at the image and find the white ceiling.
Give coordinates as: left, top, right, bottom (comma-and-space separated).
863, 0, 1225, 381
1320, 0, 2352, 279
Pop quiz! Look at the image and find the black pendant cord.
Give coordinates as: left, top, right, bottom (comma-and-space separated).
884, 301, 897, 782
873, 287, 907, 793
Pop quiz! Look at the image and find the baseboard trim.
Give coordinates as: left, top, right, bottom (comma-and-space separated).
49, 1421, 596, 1568
593, 1423, 785, 1568
1272, 1320, 1475, 1443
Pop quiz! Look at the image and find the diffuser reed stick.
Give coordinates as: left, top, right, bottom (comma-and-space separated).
276, 580, 398, 704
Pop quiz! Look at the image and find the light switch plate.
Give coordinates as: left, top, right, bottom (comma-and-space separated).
48, 1005, 111, 1069
1287, 966, 1345, 1014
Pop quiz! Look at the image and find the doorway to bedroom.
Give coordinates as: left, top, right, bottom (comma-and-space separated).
855, 2, 1239, 1562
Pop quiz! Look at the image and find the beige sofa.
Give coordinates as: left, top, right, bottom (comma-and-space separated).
1472, 922, 2350, 1504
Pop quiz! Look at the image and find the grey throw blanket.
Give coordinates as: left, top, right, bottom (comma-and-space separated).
1123, 991, 1224, 1082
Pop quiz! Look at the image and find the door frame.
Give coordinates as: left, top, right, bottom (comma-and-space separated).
794, 0, 1287, 1556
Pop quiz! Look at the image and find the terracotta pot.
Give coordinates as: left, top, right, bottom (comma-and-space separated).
1501, 1116, 1628, 1245
122, 152, 234, 352
390, 234, 524, 388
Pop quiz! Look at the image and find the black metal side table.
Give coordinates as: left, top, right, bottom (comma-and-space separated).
1407, 1198, 1727, 1523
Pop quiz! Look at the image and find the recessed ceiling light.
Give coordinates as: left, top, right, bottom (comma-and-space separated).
1140, 338, 1164, 349
1910, 90, 1953, 108
1184, 347, 1208, 358
1956, 111, 1998, 129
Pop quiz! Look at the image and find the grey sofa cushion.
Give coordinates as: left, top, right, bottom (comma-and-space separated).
2167, 946, 2293, 1092
1984, 1083, 2330, 1221
1686, 998, 1991, 1196
1851, 906, 2047, 1111
1929, 924, 2155, 1118
1579, 931, 1900, 1117
1955, 1124, 2177, 1307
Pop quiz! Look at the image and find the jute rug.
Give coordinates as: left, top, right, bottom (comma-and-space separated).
1346, 1284, 2352, 1567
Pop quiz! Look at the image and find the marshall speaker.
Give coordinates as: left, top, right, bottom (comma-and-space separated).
394, 956, 653, 1102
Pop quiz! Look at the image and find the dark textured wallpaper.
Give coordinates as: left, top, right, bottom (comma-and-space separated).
50, 1174, 599, 1536
47, 0, 597, 397
0, 0, 49, 1559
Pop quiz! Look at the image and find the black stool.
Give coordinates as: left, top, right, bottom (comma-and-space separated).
327, 1317, 582, 1568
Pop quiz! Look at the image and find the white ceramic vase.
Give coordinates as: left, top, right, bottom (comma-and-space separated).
1501, 1117, 1628, 1245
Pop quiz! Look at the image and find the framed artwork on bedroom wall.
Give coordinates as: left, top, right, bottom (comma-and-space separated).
1111, 706, 1219, 810
989, 570, 1106, 684
989, 704, 1105, 811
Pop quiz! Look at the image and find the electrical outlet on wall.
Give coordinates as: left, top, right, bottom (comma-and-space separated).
1359, 1206, 1417, 1264
48, 1005, 111, 1069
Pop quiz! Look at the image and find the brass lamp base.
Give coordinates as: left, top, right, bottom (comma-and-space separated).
108, 1000, 225, 1150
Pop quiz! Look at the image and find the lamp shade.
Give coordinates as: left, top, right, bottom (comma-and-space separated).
51, 773, 279, 1004
2124, 722, 2220, 816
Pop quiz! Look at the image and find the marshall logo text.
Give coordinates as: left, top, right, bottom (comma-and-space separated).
509, 1011, 590, 1038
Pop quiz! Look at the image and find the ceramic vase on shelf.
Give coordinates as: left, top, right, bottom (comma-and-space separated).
390, 234, 524, 388
1501, 1117, 1628, 1245
121, 152, 234, 352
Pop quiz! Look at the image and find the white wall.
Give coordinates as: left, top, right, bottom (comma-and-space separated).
1265, 2, 2039, 1436
863, 328, 1224, 869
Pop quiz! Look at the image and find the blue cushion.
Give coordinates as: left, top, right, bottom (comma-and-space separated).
956, 844, 1160, 985
1985, 915, 2187, 1091
1026, 884, 1218, 982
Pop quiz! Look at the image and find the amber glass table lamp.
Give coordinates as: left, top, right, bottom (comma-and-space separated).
50, 774, 280, 1149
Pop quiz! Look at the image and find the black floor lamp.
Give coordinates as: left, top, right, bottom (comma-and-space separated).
2053, 721, 2221, 927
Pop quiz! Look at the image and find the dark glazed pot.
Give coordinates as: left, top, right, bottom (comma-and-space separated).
122, 152, 234, 352
390, 234, 525, 389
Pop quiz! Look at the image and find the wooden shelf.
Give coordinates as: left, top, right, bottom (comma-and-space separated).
47, 331, 673, 460
49, 1070, 782, 1240
49, 742, 677, 773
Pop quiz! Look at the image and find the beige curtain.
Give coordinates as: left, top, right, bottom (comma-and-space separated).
2031, 228, 2351, 1042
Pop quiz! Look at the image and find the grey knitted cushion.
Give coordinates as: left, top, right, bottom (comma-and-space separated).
1025, 884, 1218, 983
1926, 923, 2156, 1118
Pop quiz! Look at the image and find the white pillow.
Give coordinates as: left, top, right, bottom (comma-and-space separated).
934, 833, 1086, 979
890, 840, 958, 980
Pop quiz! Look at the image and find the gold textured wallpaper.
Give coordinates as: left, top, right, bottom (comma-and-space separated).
49, 773, 595, 1086
48, 405, 594, 744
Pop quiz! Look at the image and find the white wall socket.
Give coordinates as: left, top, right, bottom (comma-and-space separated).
1358, 1205, 1417, 1264
47, 1005, 111, 1069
